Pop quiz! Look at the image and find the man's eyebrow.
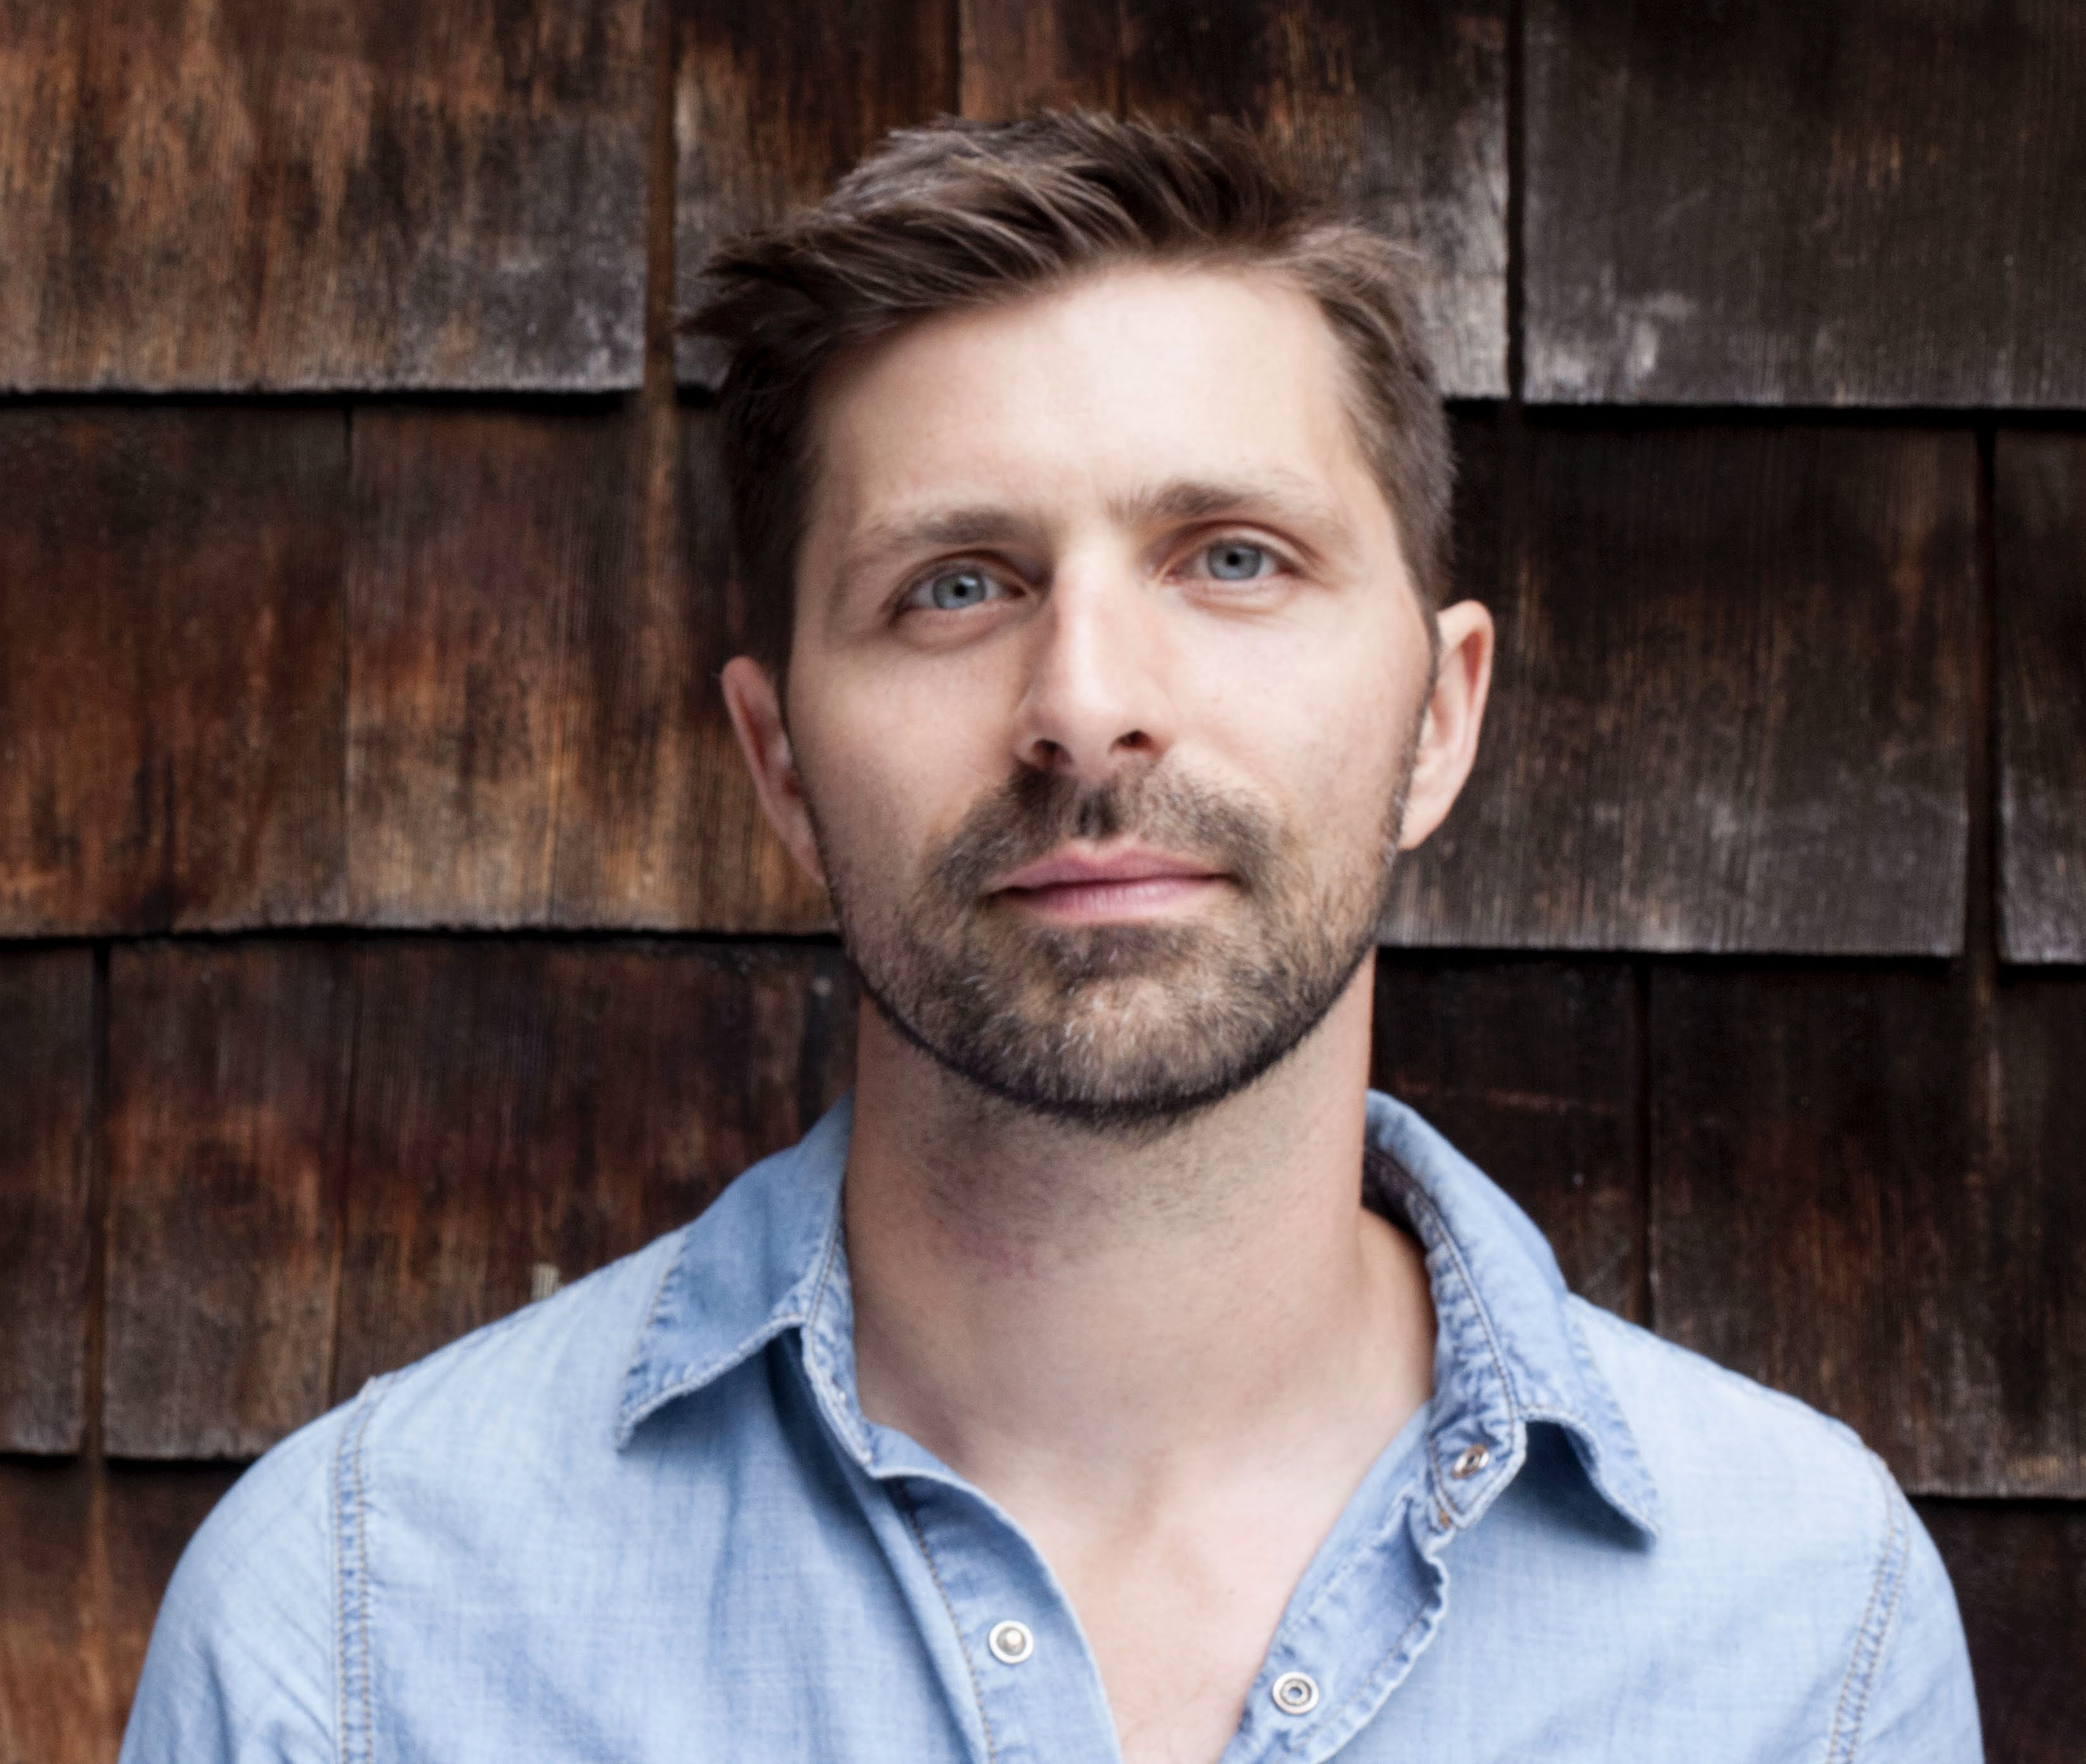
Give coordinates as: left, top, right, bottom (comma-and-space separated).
843, 507, 1043, 577
1105, 473, 1349, 540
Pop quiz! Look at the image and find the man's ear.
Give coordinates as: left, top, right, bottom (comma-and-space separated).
720, 655, 828, 886
1396, 599, 1495, 851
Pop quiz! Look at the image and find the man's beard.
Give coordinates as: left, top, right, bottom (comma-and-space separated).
813, 756, 1411, 1135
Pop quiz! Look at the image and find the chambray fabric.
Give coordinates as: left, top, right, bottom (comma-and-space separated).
123, 1091, 1980, 1763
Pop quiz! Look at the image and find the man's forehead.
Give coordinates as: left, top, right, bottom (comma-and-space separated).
804, 263, 1392, 560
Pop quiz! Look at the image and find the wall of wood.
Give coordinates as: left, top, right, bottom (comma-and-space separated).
1, 1, 2080, 1755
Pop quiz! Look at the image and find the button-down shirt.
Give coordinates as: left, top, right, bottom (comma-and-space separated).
124, 1091, 1980, 1762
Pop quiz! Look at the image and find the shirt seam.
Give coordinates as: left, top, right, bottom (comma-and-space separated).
1823, 1454, 1911, 1764
894, 1482, 1000, 1764
335, 1380, 384, 1764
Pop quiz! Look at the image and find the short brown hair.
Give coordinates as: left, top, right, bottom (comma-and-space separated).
689, 111, 1451, 684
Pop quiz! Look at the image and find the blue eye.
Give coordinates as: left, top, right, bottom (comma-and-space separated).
918, 567, 999, 610
1204, 541, 1275, 581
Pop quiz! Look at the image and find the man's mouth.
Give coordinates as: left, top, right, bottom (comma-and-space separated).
990, 844, 1229, 923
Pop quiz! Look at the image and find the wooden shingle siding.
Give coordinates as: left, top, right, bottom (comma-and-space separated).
673, 0, 960, 389
1923, 1501, 2086, 1763
1649, 965, 2086, 1499
0, 948, 95, 1453
0, 408, 348, 937
0, 1459, 239, 1762
0, 0, 648, 391
1524, 0, 2086, 407
343, 405, 828, 933
102, 943, 352, 1461
1996, 432, 2086, 964
1385, 423, 1976, 953
961, 0, 1509, 397
1370, 956, 1640, 1320
332, 939, 857, 1393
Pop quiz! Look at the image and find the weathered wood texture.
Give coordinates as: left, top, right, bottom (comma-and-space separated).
0, 0, 647, 391
0, 1459, 239, 1759
1371, 956, 1640, 1319
1650, 966, 2086, 1497
1922, 1501, 2086, 1764
1995, 433, 2086, 964
959, 0, 1507, 396
103, 944, 352, 1460
0, 409, 347, 937
673, 0, 958, 387
331, 940, 856, 1397
1385, 423, 1975, 954
0, 950, 95, 1454
1525, 0, 2086, 405
346, 406, 826, 931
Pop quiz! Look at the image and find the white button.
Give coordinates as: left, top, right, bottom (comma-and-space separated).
987, 1619, 1034, 1664
1451, 1442, 1491, 1479
1270, 1671, 1320, 1715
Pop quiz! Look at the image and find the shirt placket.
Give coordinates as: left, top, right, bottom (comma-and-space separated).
893, 1473, 1126, 1764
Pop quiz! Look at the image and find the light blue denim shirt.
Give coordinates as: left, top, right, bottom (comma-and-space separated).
124, 1091, 1979, 1762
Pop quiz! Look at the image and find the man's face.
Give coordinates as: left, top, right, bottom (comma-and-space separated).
729, 264, 1483, 1129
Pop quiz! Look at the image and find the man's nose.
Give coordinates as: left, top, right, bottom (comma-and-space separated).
1008, 562, 1178, 784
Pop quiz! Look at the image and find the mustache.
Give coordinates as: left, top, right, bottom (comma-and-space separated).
930, 766, 1281, 903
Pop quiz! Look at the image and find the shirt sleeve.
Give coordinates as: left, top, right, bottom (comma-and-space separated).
1852, 1486, 1983, 1763
119, 1413, 341, 1764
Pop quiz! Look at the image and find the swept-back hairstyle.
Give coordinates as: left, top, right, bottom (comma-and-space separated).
688, 110, 1451, 685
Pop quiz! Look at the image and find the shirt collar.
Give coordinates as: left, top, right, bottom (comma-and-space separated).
618, 1088, 1659, 1540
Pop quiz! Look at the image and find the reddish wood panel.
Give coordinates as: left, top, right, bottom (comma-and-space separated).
0, 0, 646, 391
0, 1458, 238, 1760
1386, 424, 1975, 954
1370, 956, 1640, 1319
333, 940, 857, 1394
0, 949, 95, 1453
346, 406, 826, 932
673, 0, 958, 387
961, 0, 1508, 397
1525, 0, 2086, 405
550, 410, 829, 930
103, 943, 352, 1460
1995, 432, 2086, 963
1650, 965, 2086, 1497
1921, 1501, 2086, 1764
0, 408, 347, 937
347, 407, 640, 926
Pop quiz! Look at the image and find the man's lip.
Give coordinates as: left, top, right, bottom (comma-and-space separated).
992, 846, 1226, 892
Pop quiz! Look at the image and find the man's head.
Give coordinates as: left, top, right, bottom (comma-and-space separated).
703, 113, 1492, 1132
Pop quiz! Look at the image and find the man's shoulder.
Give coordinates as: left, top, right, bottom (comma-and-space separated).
1565, 1294, 1893, 1550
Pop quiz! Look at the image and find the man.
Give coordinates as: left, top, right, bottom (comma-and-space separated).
125, 113, 1979, 1762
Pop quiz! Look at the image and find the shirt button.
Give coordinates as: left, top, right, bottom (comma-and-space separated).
987, 1619, 1034, 1665
1451, 1442, 1491, 1479
1270, 1671, 1320, 1715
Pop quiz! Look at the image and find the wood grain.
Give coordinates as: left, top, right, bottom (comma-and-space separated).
550, 409, 830, 930
673, 0, 958, 387
0, 409, 348, 937
1650, 965, 2085, 1497
961, 0, 1508, 397
1525, 0, 2086, 405
0, 0, 646, 391
1995, 432, 2086, 964
0, 949, 95, 1454
333, 939, 857, 1393
1921, 1500, 2086, 1764
347, 406, 641, 926
1386, 423, 1975, 954
103, 942, 351, 1460
1371, 955, 1640, 1319
0, 1458, 239, 1760
346, 405, 827, 932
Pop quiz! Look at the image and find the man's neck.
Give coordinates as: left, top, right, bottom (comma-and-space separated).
843, 957, 1435, 1521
